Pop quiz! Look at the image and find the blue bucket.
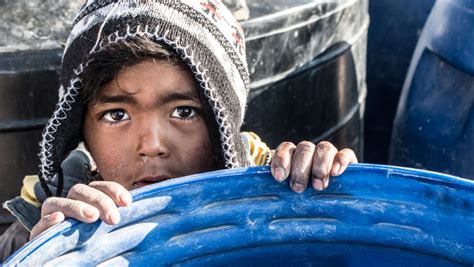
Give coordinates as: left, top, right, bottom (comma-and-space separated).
4, 164, 474, 266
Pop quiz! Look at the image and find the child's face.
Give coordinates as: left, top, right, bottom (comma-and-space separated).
83, 59, 216, 190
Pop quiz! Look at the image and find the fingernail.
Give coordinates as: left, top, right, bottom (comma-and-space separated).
332, 162, 341, 176
292, 182, 305, 193
274, 167, 286, 182
323, 178, 330, 189
82, 207, 97, 220
44, 214, 56, 221
313, 179, 324, 191
337, 165, 346, 176
120, 193, 132, 206
107, 211, 120, 225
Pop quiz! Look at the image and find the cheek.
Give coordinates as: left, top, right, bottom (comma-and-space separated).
91, 145, 129, 182
182, 124, 215, 171
83, 116, 132, 183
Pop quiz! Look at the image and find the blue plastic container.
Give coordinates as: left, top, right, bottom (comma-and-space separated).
389, 0, 474, 178
4, 164, 474, 266
365, 0, 435, 163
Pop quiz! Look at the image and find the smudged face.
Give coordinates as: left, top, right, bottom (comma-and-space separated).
83, 59, 216, 190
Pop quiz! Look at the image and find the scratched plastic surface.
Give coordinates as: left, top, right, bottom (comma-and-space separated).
241, 0, 368, 157
4, 164, 474, 266
241, 0, 368, 95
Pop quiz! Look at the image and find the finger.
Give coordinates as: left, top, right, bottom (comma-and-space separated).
322, 177, 330, 190
30, 211, 65, 240
311, 141, 338, 191
271, 142, 296, 182
289, 141, 316, 193
331, 148, 358, 176
41, 197, 99, 223
88, 181, 132, 207
67, 183, 121, 225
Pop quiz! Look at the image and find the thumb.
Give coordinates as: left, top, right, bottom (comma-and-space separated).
29, 211, 65, 241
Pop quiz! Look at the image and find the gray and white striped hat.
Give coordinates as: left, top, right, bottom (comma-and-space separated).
39, 0, 251, 194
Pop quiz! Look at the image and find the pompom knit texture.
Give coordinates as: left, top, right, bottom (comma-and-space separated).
39, 0, 251, 185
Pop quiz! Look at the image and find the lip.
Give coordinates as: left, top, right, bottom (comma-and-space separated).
133, 175, 171, 188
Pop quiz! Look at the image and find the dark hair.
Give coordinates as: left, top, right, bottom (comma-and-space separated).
80, 36, 225, 170
81, 37, 184, 103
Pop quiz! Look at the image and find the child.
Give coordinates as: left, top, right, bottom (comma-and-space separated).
0, 0, 357, 261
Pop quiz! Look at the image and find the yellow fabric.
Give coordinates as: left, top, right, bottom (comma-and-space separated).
241, 132, 273, 165
20, 175, 41, 207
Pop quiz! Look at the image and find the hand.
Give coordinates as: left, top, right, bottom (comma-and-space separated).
29, 181, 132, 240
271, 141, 358, 193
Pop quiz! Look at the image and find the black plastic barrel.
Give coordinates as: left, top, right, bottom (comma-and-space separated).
240, 0, 369, 158
0, 50, 61, 232
0, 0, 82, 233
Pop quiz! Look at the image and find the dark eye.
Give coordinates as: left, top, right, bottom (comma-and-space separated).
171, 107, 196, 119
103, 109, 130, 122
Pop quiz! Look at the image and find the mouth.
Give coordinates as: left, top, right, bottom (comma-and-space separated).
132, 175, 171, 188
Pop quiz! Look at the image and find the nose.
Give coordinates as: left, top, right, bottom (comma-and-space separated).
136, 119, 170, 159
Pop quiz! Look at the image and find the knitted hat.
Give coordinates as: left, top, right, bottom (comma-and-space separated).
39, 0, 251, 195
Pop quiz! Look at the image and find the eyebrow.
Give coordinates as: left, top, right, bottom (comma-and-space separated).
160, 92, 200, 104
95, 90, 200, 106
96, 94, 138, 105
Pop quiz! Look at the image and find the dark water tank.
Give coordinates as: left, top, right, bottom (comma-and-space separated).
0, 0, 83, 233
240, 0, 369, 158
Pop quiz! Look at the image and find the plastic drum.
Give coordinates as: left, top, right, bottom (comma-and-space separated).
389, 0, 474, 178
4, 164, 474, 266
241, 0, 369, 158
365, 0, 435, 163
